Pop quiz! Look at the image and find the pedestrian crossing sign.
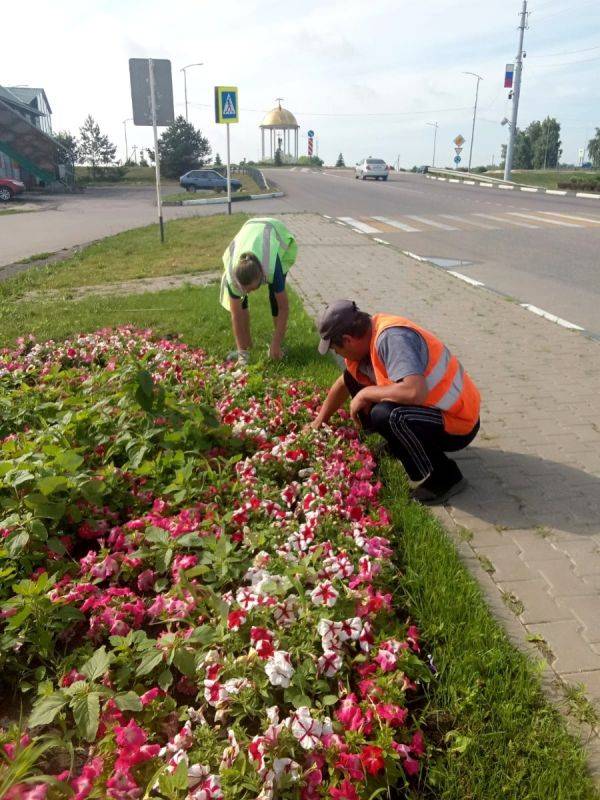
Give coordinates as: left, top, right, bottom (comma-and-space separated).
215, 86, 239, 124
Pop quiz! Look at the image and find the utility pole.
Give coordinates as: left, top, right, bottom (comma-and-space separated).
181, 62, 203, 122
504, 0, 528, 181
464, 72, 483, 171
426, 122, 438, 167
122, 118, 132, 163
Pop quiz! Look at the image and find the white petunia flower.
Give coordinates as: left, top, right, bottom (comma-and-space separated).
265, 650, 295, 688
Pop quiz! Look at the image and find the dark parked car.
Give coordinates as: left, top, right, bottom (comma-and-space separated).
0, 177, 26, 201
179, 169, 242, 193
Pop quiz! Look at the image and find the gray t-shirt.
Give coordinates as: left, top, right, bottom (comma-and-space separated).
359, 326, 428, 383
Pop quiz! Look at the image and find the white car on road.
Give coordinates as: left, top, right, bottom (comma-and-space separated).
355, 158, 388, 181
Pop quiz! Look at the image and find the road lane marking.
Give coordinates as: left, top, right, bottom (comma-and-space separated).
480, 183, 493, 187
498, 185, 514, 190
370, 216, 420, 232
438, 214, 499, 230
538, 211, 600, 225
464, 180, 475, 185
401, 250, 428, 262
545, 190, 567, 196
449, 179, 459, 183
405, 215, 458, 231
473, 213, 539, 229
576, 192, 600, 199
520, 304, 584, 330
520, 187, 538, 192
322, 214, 332, 219
507, 212, 582, 228
337, 217, 380, 233
373, 237, 390, 245
448, 271, 484, 287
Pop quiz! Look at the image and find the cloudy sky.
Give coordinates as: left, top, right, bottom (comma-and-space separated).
4, 0, 599, 167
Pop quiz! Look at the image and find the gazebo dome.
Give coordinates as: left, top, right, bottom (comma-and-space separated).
260, 105, 299, 130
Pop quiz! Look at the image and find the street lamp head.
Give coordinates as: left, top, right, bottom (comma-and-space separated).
181, 62, 203, 71
501, 117, 510, 127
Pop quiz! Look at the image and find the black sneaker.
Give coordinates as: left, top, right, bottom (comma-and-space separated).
412, 477, 468, 506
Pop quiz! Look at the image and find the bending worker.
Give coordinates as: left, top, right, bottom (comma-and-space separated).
310, 299, 481, 505
220, 217, 297, 362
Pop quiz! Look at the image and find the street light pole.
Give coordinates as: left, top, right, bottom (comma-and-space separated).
463, 72, 483, 171
426, 122, 438, 167
122, 118, 132, 163
180, 62, 203, 122
504, 0, 528, 181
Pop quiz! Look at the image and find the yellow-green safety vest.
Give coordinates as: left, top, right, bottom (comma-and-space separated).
220, 218, 297, 310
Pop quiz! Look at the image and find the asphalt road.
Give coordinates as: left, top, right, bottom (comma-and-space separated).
1, 171, 599, 335
264, 168, 600, 337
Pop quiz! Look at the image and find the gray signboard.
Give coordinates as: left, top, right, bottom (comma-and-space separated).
129, 58, 174, 126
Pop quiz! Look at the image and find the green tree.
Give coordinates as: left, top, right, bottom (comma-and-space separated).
514, 129, 533, 169
529, 117, 561, 168
138, 151, 148, 167
54, 130, 78, 165
157, 116, 211, 179
146, 148, 155, 165
214, 153, 222, 166
297, 155, 324, 167
78, 115, 117, 179
588, 128, 600, 168
336, 153, 345, 167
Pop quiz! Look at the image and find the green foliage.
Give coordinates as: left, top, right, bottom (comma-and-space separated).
273, 148, 283, 166
214, 153, 222, 166
297, 155, 324, 167
54, 131, 79, 165
158, 115, 212, 178
78, 115, 117, 179
335, 152, 345, 167
587, 128, 600, 168
513, 118, 562, 169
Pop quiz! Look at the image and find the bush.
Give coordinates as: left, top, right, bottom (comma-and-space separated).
557, 174, 600, 191
75, 165, 128, 183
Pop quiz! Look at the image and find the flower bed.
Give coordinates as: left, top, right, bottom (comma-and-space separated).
0, 328, 433, 800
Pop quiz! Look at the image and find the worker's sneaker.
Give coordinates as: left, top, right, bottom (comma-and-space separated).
412, 475, 468, 505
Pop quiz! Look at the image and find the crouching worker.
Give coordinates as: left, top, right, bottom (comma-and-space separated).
310, 299, 481, 504
220, 217, 297, 363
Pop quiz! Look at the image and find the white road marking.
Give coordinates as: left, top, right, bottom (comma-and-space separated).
438, 177, 447, 181
545, 190, 567, 196
337, 217, 380, 233
405, 215, 458, 231
373, 237, 390, 245
507, 212, 582, 228
520, 187, 538, 192
449, 178, 460, 183
464, 180, 475, 185
322, 214, 332, 219
448, 271, 484, 287
520, 304, 584, 330
439, 214, 499, 230
473, 213, 539, 229
576, 192, 600, 199
480, 183, 493, 187
402, 250, 428, 262
370, 215, 420, 232
498, 185, 515, 190
538, 211, 600, 225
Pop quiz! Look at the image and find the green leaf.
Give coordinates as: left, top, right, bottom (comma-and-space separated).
6, 530, 29, 556
144, 526, 169, 545
29, 692, 68, 728
72, 691, 100, 742
37, 475, 69, 496
158, 668, 173, 691
136, 649, 164, 677
115, 691, 143, 712
173, 648, 196, 677
23, 494, 66, 521
321, 694, 339, 706
80, 646, 111, 683
54, 451, 84, 472
136, 370, 154, 398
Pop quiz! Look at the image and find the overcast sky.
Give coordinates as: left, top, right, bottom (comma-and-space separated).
4, 0, 599, 167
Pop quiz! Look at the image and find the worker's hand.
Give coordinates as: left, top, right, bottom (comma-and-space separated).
303, 418, 324, 433
350, 392, 372, 427
268, 343, 284, 361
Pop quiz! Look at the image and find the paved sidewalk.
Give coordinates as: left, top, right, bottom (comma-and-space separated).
285, 213, 600, 772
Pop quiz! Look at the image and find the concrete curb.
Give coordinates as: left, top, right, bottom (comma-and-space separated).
181, 191, 284, 207
425, 173, 600, 200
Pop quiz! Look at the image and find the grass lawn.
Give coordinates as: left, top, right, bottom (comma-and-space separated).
0, 206, 36, 216
1, 217, 598, 799
486, 169, 600, 190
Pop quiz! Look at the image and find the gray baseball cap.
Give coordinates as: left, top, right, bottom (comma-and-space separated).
317, 299, 361, 354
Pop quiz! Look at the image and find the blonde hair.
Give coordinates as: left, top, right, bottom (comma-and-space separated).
233, 252, 263, 292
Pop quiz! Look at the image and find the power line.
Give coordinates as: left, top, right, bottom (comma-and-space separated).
527, 54, 600, 68
188, 102, 474, 118
528, 44, 600, 58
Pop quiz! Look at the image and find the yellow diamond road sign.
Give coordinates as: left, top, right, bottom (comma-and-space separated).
454, 134, 466, 147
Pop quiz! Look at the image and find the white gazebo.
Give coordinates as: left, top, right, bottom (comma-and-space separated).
259, 99, 299, 162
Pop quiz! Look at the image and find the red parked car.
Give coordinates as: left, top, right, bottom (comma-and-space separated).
0, 177, 26, 202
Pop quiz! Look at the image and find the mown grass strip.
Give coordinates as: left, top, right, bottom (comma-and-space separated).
1, 214, 598, 799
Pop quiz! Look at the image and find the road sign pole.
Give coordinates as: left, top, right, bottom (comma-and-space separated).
504, 0, 528, 182
226, 123, 232, 216
149, 59, 165, 243
465, 73, 482, 171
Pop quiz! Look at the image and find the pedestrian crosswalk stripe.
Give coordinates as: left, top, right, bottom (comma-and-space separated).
438, 214, 498, 230
337, 217, 380, 233
473, 213, 539, 229
405, 215, 458, 231
370, 216, 420, 232
539, 211, 600, 225
507, 212, 582, 228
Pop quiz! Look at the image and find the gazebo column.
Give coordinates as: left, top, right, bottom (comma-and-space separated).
261, 128, 264, 161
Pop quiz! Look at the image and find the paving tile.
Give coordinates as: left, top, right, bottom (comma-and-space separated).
526, 621, 600, 673
498, 578, 574, 625
510, 530, 565, 562
557, 596, 600, 644
474, 545, 537, 581
561, 670, 600, 708
532, 558, 598, 597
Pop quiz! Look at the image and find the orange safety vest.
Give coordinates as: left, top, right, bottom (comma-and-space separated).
345, 313, 480, 435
